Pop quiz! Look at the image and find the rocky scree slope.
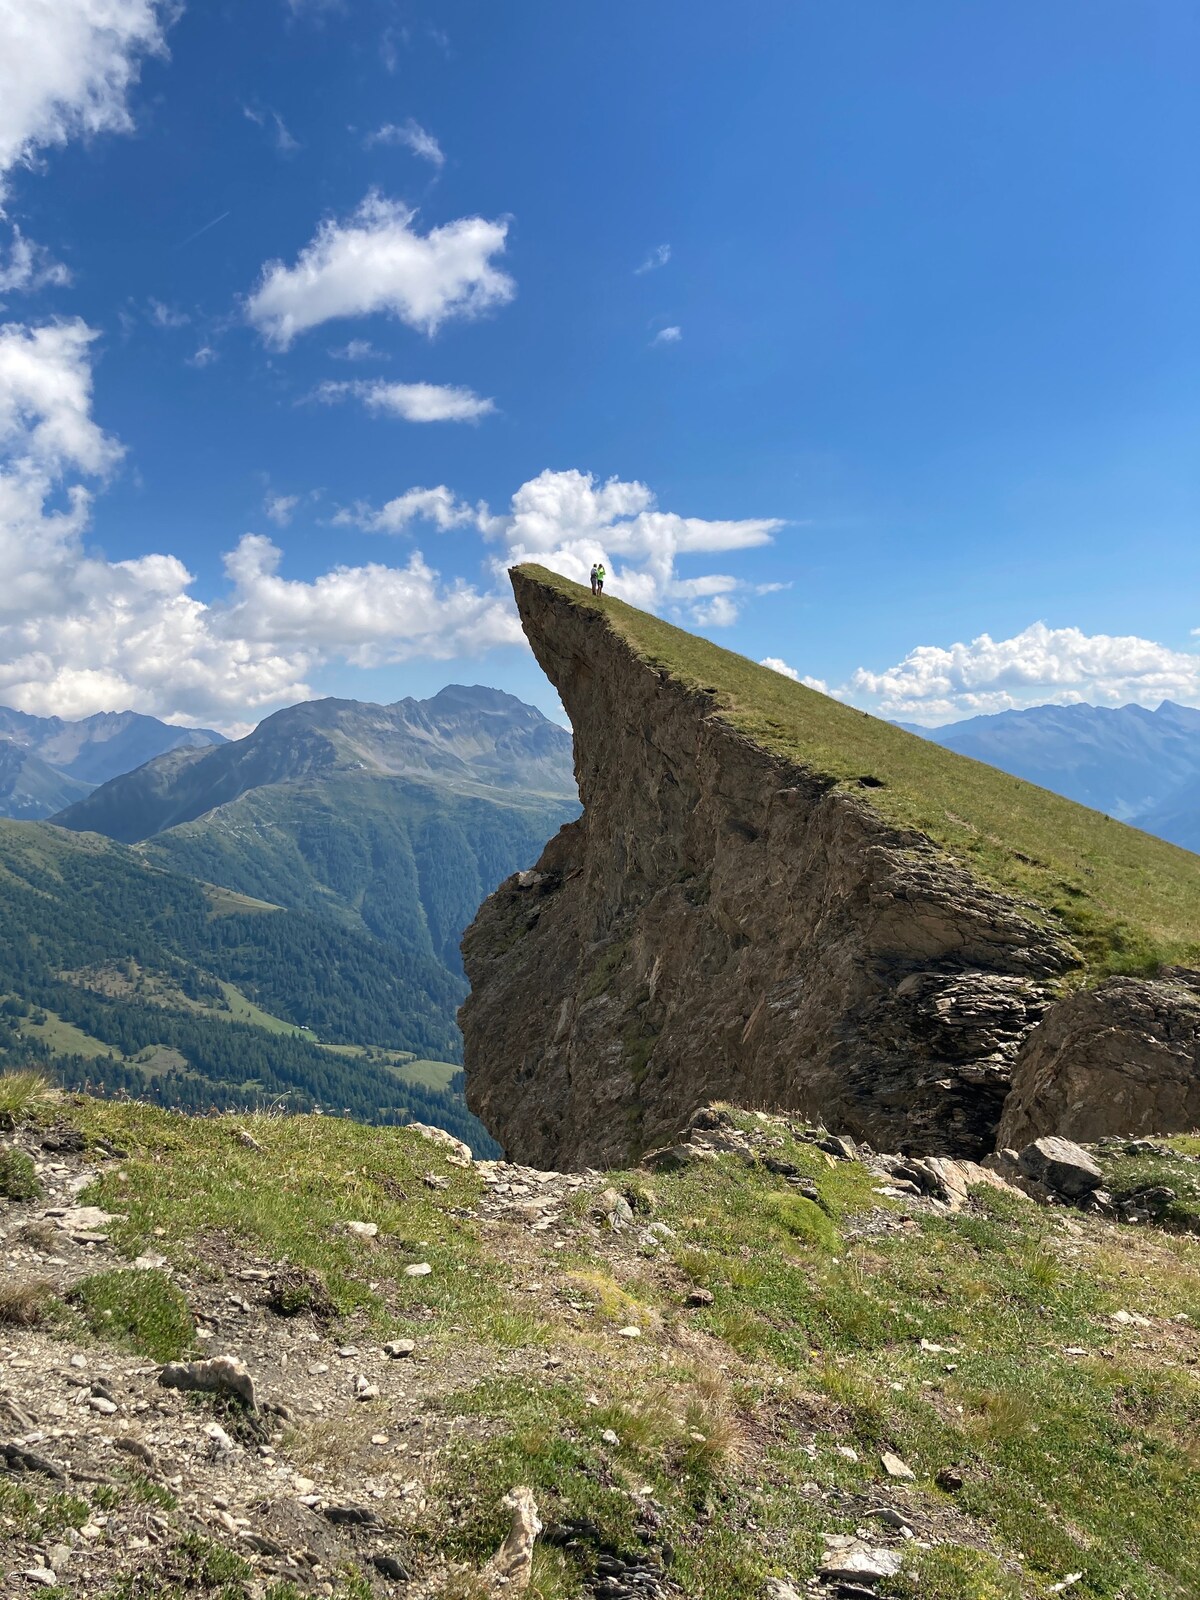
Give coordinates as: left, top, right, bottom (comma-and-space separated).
3, 1079, 1200, 1600
462, 568, 1200, 1170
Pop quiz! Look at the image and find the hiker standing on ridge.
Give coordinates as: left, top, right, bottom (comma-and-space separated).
591, 562, 605, 595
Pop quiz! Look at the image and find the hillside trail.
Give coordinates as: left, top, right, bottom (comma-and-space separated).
3, 1106, 1198, 1599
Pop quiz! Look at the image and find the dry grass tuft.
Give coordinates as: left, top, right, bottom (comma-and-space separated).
0, 1277, 56, 1327
15, 1218, 58, 1251
0, 1070, 56, 1130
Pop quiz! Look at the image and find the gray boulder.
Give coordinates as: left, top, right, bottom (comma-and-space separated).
1016, 1136, 1103, 1199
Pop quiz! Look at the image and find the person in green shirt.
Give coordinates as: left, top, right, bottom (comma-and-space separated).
590, 562, 606, 595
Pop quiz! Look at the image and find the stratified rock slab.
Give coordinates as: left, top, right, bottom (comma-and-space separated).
1000, 973, 1200, 1146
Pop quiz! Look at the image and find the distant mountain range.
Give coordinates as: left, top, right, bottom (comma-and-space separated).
0, 686, 579, 1147
55, 684, 574, 842
0, 708, 225, 820
909, 700, 1200, 853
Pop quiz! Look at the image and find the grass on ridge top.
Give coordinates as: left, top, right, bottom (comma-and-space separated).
516, 565, 1200, 977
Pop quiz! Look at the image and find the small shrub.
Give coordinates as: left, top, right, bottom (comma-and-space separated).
0, 1145, 40, 1201
528, 1547, 575, 1600
566, 1268, 650, 1326
68, 1268, 195, 1362
961, 1387, 1037, 1445
623, 1180, 657, 1214
0, 1277, 56, 1327
267, 1266, 335, 1319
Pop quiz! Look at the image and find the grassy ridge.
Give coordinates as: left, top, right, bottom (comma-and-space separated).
517, 565, 1200, 975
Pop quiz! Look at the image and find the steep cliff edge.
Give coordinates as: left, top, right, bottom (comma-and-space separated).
462, 568, 1200, 1168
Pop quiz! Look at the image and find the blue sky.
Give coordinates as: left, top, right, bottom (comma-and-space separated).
0, 0, 1196, 730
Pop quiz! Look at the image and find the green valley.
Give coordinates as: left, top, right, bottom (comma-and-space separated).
0, 686, 580, 1151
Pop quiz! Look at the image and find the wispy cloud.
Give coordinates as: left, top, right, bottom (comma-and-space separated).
364, 119, 444, 168
317, 378, 495, 423
264, 493, 300, 526
651, 325, 682, 346
329, 339, 385, 362
0, 229, 71, 295
148, 299, 190, 329
335, 486, 487, 534
187, 345, 218, 368
635, 243, 671, 275
243, 103, 300, 155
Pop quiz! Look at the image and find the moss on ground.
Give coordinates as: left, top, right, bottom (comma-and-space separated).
516, 565, 1200, 976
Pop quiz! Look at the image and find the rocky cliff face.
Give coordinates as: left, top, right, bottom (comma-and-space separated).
461, 570, 1080, 1168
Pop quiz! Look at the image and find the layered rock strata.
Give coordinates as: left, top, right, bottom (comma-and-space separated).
462, 570, 1078, 1168
999, 971, 1200, 1147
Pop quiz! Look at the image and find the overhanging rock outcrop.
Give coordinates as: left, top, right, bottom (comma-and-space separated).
461, 569, 1080, 1169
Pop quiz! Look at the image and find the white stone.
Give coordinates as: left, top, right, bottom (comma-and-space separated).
820, 1543, 903, 1581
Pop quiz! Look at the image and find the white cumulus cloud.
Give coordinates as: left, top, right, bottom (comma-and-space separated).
490, 468, 783, 627
0, 327, 787, 722
245, 192, 514, 348
317, 377, 494, 423
0, 318, 514, 723
0, 0, 170, 197
0, 315, 310, 722
220, 535, 521, 668
760, 656, 799, 680
335, 485, 487, 535
847, 621, 1200, 723
651, 325, 682, 346
365, 119, 444, 167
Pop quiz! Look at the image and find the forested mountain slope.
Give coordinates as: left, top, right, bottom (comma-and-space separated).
4, 687, 578, 1147
0, 819, 497, 1150
141, 773, 575, 976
